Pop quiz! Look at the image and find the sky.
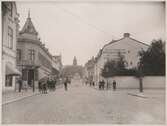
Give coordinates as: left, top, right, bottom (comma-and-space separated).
16, 1, 165, 66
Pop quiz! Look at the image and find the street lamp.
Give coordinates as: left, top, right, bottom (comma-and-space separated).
106, 67, 109, 90
137, 62, 144, 92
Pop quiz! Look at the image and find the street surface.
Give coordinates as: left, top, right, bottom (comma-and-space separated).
2, 80, 165, 124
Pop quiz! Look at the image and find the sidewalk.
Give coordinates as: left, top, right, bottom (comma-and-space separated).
90, 85, 165, 99
127, 89, 165, 99
2, 89, 39, 105
2, 84, 64, 105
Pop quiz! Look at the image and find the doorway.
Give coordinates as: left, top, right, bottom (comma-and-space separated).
28, 69, 34, 87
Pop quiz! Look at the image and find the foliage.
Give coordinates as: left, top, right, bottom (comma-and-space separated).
139, 39, 165, 75
101, 51, 135, 77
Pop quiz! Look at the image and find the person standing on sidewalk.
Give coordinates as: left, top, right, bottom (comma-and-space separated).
38, 81, 42, 93
18, 77, 22, 92
113, 80, 117, 91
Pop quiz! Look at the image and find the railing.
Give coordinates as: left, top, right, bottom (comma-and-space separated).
17, 60, 40, 68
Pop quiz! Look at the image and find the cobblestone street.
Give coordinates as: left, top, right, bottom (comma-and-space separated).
2, 80, 165, 124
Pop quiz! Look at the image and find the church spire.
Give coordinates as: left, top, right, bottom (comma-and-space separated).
28, 9, 30, 18
73, 56, 77, 66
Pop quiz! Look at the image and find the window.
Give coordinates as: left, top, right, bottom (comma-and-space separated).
28, 49, 35, 61
130, 61, 133, 65
17, 49, 21, 61
128, 50, 130, 53
7, 3, 12, 17
5, 75, 12, 87
8, 26, 13, 49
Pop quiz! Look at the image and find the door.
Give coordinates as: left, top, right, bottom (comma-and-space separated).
28, 69, 34, 87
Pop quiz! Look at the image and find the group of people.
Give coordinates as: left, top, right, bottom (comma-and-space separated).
99, 79, 117, 90
38, 78, 57, 94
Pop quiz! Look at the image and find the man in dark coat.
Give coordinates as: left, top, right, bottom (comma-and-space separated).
64, 77, 69, 91
38, 81, 42, 93
113, 80, 117, 91
18, 77, 22, 92
101, 79, 105, 90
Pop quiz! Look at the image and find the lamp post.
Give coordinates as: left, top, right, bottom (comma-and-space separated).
138, 62, 143, 92
106, 67, 109, 90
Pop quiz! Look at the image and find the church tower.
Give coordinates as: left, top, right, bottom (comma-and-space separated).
73, 56, 77, 66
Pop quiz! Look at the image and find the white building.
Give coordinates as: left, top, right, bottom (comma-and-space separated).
94, 33, 149, 84
2, 2, 21, 91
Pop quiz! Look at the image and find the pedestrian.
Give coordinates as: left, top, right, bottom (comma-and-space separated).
38, 81, 42, 93
99, 80, 102, 90
113, 80, 117, 91
53, 79, 56, 91
43, 82, 47, 94
64, 77, 69, 91
18, 77, 22, 92
101, 79, 105, 90
92, 81, 95, 87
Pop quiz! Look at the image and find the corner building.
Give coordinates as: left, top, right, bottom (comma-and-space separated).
17, 13, 52, 88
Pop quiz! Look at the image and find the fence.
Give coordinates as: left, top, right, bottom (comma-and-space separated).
107, 76, 165, 89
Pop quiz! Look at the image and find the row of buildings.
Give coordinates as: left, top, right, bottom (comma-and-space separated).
84, 33, 149, 84
2, 2, 62, 92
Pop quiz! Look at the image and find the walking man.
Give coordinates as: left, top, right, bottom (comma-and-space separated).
64, 77, 69, 91
113, 80, 117, 91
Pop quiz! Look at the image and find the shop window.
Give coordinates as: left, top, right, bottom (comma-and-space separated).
5, 75, 12, 87
8, 26, 13, 49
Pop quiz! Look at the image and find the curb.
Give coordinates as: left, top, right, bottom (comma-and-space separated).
127, 93, 148, 99
2, 84, 64, 105
2, 92, 40, 105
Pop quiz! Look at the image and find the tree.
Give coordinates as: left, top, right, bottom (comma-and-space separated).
139, 39, 165, 75
101, 60, 117, 78
101, 51, 126, 78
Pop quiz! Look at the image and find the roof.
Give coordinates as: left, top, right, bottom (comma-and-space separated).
20, 11, 38, 35
96, 34, 150, 62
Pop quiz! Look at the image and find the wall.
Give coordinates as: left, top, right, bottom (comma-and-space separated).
106, 76, 165, 89
94, 35, 149, 86
2, 2, 19, 91
17, 40, 52, 80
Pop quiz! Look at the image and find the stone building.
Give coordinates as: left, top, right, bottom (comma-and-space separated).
62, 57, 84, 79
94, 33, 149, 84
17, 12, 53, 89
84, 57, 95, 82
52, 55, 63, 78
2, 2, 21, 91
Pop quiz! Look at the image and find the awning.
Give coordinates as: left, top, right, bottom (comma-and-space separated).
6, 63, 22, 76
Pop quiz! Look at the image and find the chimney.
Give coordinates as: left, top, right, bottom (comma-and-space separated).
124, 33, 130, 38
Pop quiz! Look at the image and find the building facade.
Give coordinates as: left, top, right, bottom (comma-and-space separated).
94, 33, 149, 84
52, 55, 63, 78
2, 2, 21, 91
17, 13, 53, 89
62, 57, 84, 79
84, 57, 95, 83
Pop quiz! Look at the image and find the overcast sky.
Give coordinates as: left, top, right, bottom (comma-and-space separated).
16, 1, 165, 66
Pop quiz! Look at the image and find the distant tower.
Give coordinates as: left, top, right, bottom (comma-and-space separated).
73, 56, 77, 66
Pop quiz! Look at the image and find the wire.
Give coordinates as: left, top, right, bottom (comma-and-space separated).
57, 6, 114, 39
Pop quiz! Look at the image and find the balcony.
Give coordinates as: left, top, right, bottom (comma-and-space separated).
17, 60, 40, 69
